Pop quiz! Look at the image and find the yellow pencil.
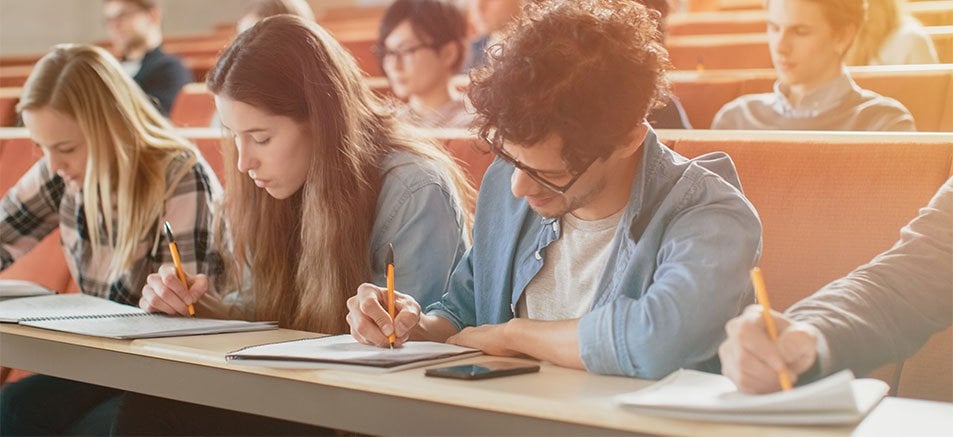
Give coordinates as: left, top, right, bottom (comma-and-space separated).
386, 243, 396, 349
750, 267, 793, 391
163, 221, 195, 317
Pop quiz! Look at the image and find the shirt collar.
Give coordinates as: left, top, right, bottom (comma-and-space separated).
772, 68, 856, 119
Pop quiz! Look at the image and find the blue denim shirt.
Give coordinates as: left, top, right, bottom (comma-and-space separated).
369, 151, 470, 307
426, 129, 762, 379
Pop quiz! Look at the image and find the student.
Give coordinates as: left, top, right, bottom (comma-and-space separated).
711, 0, 916, 131
719, 177, 952, 393
113, 15, 473, 434
464, 0, 523, 71
846, 0, 939, 66
377, 0, 474, 129
347, 0, 761, 379
103, 0, 192, 115
236, 0, 315, 33
639, 0, 693, 129
0, 44, 221, 435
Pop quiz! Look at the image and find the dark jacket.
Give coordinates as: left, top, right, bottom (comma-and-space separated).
133, 45, 192, 116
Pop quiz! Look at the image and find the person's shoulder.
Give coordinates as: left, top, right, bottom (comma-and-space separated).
380, 149, 451, 193
712, 92, 774, 129
853, 87, 915, 127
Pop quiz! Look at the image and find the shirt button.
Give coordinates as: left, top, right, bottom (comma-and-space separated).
534, 250, 542, 261
552, 222, 559, 233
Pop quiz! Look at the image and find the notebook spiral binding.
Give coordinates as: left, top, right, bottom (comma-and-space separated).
21, 312, 157, 322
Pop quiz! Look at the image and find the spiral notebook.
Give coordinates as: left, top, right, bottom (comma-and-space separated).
0, 293, 277, 339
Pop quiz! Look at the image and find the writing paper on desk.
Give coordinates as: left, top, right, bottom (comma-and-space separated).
226, 334, 482, 373
0, 280, 56, 301
0, 293, 140, 322
615, 369, 888, 425
0, 293, 277, 339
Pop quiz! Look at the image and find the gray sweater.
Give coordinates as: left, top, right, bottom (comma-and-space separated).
787, 177, 952, 377
711, 70, 916, 132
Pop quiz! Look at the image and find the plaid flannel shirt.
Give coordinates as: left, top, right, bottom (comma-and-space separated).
1, 153, 224, 306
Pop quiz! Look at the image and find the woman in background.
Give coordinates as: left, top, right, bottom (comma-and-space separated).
845, 0, 939, 65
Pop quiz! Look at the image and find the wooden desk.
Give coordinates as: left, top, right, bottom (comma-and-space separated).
2, 324, 950, 436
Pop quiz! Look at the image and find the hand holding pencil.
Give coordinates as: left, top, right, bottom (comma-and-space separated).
136, 222, 210, 317
717, 268, 822, 394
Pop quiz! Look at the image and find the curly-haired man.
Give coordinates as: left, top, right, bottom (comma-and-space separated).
347, 0, 762, 378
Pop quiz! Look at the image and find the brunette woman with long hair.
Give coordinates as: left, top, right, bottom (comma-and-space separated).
113, 15, 474, 434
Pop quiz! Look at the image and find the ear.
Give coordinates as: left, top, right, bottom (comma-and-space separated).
616, 124, 648, 159
146, 6, 161, 25
438, 41, 461, 71
833, 24, 858, 57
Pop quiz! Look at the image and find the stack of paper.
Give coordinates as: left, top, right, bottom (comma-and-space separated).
0, 280, 55, 301
226, 335, 482, 373
615, 369, 888, 425
0, 293, 277, 339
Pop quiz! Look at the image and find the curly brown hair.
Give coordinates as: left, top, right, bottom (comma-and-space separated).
468, 0, 671, 173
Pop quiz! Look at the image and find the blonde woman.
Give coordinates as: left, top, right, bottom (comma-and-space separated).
846, 0, 939, 65
114, 15, 473, 434
0, 44, 222, 435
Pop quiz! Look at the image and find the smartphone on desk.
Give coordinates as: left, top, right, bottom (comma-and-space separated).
425, 361, 540, 380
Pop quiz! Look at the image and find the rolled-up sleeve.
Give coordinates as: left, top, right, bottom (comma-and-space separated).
579, 176, 762, 378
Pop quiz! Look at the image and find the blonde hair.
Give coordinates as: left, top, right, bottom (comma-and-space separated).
846, 0, 905, 65
17, 44, 199, 281
208, 15, 474, 333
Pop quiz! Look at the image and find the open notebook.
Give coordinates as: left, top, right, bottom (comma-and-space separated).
0, 293, 277, 339
226, 334, 482, 373
615, 369, 888, 425
0, 280, 55, 301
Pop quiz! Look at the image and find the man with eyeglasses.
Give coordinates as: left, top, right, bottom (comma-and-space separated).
103, 0, 191, 116
346, 0, 761, 379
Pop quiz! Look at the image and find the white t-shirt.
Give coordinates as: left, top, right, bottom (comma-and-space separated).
518, 209, 624, 320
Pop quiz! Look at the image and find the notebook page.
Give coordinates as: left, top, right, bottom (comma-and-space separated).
0, 280, 55, 300
0, 293, 144, 323
22, 315, 278, 339
615, 369, 888, 424
227, 335, 480, 368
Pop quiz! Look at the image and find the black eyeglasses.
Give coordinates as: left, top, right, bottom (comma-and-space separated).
373, 43, 437, 65
480, 131, 596, 195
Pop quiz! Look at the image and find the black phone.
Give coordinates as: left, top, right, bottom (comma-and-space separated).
425, 361, 540, 380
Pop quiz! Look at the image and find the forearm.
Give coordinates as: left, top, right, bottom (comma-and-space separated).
503, 318, 584, 370
411, 314, 460, 343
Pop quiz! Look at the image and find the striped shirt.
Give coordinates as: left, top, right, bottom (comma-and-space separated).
0, 153, 224, 306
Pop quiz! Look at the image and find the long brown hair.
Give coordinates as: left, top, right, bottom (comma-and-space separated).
207, 15, 473, 333
17, 44, 198, 281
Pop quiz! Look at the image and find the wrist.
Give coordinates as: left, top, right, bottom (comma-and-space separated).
502, 318, 524, 354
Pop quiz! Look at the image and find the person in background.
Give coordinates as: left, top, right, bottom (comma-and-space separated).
112, 15, 474, 434
464, 0, 523, 71
377, 0, 475, 129
102, 0, 192, 115
639, 0, 693, 129
347, 0, 761, 380
845, 0, 939, 66
719, 178, 951, 393
0, 44, 221, 436
711, 0, 915, 131
236, 0, 315, 33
